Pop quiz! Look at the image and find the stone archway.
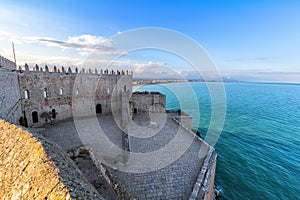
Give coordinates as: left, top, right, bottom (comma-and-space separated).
32, 111, 38, 123
96, 104, 102, 114
52, 109, 56, 119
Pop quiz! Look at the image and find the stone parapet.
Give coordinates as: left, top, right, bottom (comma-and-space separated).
0, 119, 104, 199
0, 55, 16, 70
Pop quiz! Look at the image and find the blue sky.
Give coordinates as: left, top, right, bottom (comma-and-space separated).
0, 0, 300, 82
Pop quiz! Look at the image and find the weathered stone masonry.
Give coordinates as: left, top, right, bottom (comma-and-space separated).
0, 119, 103, 199
0, 55, 16, 70
1, 61, 133, 127
0, 68, 22, 125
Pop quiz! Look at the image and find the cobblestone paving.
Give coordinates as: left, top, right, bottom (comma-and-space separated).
42, 119, 84, 151
115, 113, 204, 199
114, 139, 203, 199
41, 113, 204, 200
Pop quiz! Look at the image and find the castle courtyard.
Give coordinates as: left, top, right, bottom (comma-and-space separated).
41, 113, 206, 199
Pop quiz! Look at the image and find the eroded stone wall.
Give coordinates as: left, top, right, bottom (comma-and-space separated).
0, 68, 22, 124
0, 119, 103, 199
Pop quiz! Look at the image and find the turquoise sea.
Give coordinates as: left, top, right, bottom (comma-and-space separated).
134, 82, 300, 200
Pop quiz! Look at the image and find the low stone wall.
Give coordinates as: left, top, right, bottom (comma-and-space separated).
172, 116, 217, 200
0, 119, 103, 199
89, 151, 132, 199
189, 147, 217, 200
205, 155, 217, 200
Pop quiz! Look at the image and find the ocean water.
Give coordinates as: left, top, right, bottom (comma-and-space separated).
134, 82, 300, 199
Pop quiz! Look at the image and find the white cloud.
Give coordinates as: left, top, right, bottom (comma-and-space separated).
16, 52, 84, 68
0, 31, 23, 44
0, 32, 219, 80
134, 61, 165, 74
0, 33, 125, 56
0, 31, 10, 40
131, 61, 184, 79
34, 35, 125, 56
67, 34, 112, 46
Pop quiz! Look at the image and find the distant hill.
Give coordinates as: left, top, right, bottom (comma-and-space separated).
132, 77, 239, 85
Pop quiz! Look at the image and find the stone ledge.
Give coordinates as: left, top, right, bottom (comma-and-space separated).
172, 116, 217, 200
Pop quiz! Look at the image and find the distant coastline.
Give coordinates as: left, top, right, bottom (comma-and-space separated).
132, 78, 238, 86
132, 79, 300, 86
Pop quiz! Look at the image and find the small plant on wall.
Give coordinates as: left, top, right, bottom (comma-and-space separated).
19, 116, 28, 127
40, 110, 58, 124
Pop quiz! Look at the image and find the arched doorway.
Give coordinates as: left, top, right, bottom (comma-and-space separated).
52, 109, 56, 119
133, 108, 138, 114
96, 104, 102, 114
32, 111, 38, 123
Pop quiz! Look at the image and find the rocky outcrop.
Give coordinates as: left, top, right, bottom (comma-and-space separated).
0, 119, 104, 199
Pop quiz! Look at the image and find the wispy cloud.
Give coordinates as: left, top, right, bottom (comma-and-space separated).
0, 31, 23, 44
0, 32, 126, 56
16, 52, 84, 68
0, 31, 179, 77
67, 34, 111, 46
224, 57, 270, 62
24, 34, 126, 56
220, 69, 300, 83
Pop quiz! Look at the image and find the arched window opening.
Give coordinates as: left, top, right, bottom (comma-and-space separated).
76, 88, 79, 95
24, 90, 29, 99
43, 88, 47, 98
107, 88, 110, 94
124, 85, 126, 92
32, 111, 38, 123
60, 88, 63, 95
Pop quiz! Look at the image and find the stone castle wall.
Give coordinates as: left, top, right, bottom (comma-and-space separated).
19, 71, 75, 126
0, 56, 133, 127
0, 68, 22, 125
130, 91, 166, 113
16, 63, 132, 127
0, 119, 103, 199
0, 55, 16, 70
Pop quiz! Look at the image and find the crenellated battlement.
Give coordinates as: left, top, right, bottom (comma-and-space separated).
13, 62, 133, 127
19, 63, 133, 76
0, 55, 16, 70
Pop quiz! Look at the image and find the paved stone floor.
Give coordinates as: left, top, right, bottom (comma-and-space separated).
41, 118, 120, 200
115, 113, 204, 199
41, 113, 204, 200
42, 119, 84, 151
